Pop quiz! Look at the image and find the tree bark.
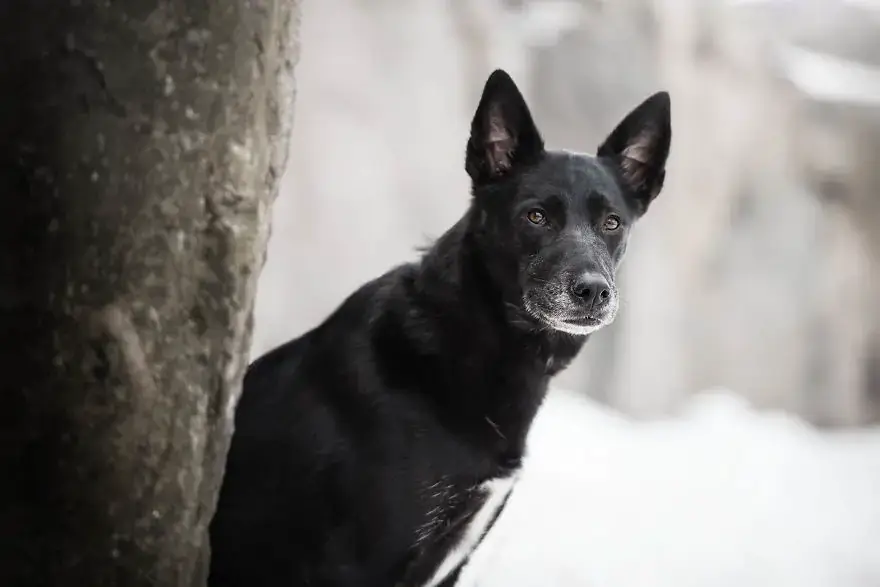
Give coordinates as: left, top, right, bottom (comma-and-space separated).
0, 1, 300, 585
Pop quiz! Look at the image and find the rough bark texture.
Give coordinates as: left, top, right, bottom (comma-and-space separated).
0, 1, 300, 585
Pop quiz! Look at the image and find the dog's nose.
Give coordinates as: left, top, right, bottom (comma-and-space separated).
570, 273, 612, 309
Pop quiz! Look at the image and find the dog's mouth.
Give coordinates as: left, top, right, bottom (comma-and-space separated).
562, 315, 604, 328
522, 301, 617, 336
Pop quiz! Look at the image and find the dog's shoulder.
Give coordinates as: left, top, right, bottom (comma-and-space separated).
231, 260, 430, 443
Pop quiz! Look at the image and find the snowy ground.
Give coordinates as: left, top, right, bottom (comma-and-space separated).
457, 388, 880, 587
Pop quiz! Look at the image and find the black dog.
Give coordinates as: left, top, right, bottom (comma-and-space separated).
208, 69, 671, 587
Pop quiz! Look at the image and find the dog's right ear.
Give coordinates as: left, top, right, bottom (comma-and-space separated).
466, 69, 545, 185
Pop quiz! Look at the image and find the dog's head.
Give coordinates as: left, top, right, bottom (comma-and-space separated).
466, 69, 671, 336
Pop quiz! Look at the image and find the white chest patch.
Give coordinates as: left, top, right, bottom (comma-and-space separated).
422, 474, 518, 587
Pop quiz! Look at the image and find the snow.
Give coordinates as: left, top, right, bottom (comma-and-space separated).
458, 388, 880, 587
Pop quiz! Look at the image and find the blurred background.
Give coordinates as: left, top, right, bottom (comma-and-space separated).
252, 0, 880, 428
248, 1, 880, 584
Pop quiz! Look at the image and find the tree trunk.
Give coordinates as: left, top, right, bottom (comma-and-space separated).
0, 1, 300, 585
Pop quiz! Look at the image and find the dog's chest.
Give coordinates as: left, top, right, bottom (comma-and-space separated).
415, 472, 518, 587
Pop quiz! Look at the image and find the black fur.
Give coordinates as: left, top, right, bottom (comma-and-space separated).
208, 69, 671, 587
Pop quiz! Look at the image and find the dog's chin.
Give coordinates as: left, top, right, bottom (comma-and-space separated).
540, 314, 611, 336
524, 299, 618, 336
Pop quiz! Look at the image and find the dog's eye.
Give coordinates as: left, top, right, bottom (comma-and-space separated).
602, 214, 621, 232
526, 209, 546, 225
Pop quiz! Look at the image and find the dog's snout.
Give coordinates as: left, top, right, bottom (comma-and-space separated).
570, 273, 612, 309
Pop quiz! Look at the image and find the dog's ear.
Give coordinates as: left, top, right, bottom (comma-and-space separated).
466, 69, 545, 185
598, 91, 671, 209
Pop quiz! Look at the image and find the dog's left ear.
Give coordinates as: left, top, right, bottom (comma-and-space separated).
466, 69, 545, 185
598, 91, 671, 210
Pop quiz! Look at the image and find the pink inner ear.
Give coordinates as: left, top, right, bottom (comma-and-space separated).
485, 105, 517, 175
486, 138, 515, 175
619, 131, 655, 188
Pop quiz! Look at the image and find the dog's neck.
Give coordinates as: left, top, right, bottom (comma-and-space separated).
396, 207, 587, 458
